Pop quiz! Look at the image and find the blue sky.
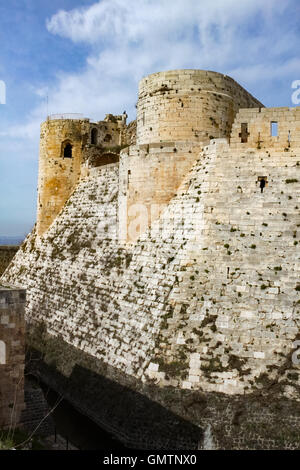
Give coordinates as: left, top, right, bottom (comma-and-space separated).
0, 0, 299, 237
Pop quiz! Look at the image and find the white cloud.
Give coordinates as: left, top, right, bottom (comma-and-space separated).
46, 0, 278, 46
230, 58, 300, 85
6, 0, 299, 152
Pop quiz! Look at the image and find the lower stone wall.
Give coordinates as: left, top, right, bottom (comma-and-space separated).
0, 246, 19, 276
2, 140, 300, 448
26, 330, 202, 450
27, 329, 300, 450
0, 286, 25, 429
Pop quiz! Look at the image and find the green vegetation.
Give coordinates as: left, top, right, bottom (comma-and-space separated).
0, 428, 45, 450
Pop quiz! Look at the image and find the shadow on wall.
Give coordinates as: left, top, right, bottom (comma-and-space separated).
89, 153, 120, 168
25, 329, 300, 450
29, 351, 202, 450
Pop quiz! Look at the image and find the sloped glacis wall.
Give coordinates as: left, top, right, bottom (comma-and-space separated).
2, 135, 300, 448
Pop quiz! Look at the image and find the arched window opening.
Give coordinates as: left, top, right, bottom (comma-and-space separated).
0, 341, 6, 365
63, 143, 73, 159
104, 134, 112, 143
91, 128, 98, 145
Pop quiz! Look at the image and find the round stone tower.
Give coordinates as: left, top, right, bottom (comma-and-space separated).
136, 69, 263, 145
37, 117, 90, 236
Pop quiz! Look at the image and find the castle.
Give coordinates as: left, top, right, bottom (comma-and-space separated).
1, 69, 300, 449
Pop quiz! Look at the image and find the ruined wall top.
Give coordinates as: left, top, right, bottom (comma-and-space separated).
231, 106, 300, 150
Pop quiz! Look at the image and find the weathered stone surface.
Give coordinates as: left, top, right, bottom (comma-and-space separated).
137, 70, 263, 145
0, 285, 25, 429
37, 114, 131, 236
2, 69, 300, 448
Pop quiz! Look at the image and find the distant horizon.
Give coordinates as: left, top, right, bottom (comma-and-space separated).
0, 235, 26, 245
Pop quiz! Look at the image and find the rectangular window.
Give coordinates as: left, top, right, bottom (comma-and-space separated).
240, 123, 249, 143
271, 121, 278, 137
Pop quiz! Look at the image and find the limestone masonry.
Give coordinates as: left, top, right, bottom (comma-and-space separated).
2, 69, 300, 449
37, 112, 128, 235
0, 286, 25, 429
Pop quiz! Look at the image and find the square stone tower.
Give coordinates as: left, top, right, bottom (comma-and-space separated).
0, 286, 25, 429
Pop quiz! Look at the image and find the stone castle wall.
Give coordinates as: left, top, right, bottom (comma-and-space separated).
118, 70, 263, 242
0, 246, 19, 276
37, 119, 89, 236
231, 107, 300, 150
37, 71, 263, 241
2, 69, 300, 448
145, 139, 300, 394
37, 115, 129, 236
118, 142, 202, 242
2, 135, 300, 447
0, 286, 25, 429
137, 70, 263, 145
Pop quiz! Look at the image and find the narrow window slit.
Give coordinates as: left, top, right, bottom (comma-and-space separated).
258, 176, 268, 193
239, 123, 249, 143
91, 128, 98, 145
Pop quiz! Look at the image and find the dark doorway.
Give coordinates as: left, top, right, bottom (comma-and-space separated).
63, 143, 73, 159
91, 128, 98, 145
